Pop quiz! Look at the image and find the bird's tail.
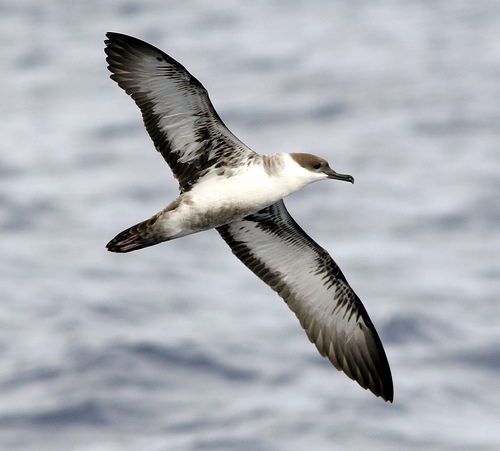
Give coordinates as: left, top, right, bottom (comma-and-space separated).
106, 214, 165, 253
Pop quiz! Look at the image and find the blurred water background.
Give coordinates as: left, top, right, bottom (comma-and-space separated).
1, 1, 499, 450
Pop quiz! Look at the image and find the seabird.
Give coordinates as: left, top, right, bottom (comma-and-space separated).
104, 32, 393, 402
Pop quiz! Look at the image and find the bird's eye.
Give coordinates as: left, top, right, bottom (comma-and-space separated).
312, 163, 321, 170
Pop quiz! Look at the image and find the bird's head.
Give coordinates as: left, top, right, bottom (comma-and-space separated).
290, 153, 354, 184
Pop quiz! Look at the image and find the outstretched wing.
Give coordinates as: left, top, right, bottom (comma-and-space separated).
104, 32, 255, 192
217, 200, 393, 402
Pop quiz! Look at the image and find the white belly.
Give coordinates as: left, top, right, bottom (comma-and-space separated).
159, 165, 304, 239
156, 154, 320, 240
189, 165, 288, 212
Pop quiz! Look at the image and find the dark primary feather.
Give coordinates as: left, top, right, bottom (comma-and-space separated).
217, 200, 393, 402
104, 32, 254, 192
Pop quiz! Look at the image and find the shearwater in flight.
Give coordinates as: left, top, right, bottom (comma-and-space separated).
104, 32, 393, 402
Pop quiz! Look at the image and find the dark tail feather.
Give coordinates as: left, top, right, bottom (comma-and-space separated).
106, 215, 164, 253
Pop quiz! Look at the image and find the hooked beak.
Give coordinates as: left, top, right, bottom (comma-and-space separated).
325, 168, 355, 184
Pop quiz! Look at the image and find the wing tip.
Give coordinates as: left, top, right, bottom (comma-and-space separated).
104, 32, 158, 58
335, 354, 394, 403
105, 31, 134, 44
104, 31, 126, 48
375, 372, 394, 403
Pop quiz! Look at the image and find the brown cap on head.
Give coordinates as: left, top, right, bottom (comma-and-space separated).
290, 153, 328, 169
290, 153, 354, 183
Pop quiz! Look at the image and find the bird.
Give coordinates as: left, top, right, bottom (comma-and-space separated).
104, 32, 393, 402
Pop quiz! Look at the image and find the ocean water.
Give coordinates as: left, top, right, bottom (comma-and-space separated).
1, 1, 499, 450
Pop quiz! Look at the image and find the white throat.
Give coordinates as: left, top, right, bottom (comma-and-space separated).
278, 153, 326, 192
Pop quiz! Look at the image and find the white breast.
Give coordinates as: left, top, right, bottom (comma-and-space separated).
188, 155, 313, 213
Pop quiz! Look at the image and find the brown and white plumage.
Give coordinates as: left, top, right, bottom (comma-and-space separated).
104, 32, 393, 402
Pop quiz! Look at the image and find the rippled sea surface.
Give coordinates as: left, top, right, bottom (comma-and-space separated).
1, 1, 499, 450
